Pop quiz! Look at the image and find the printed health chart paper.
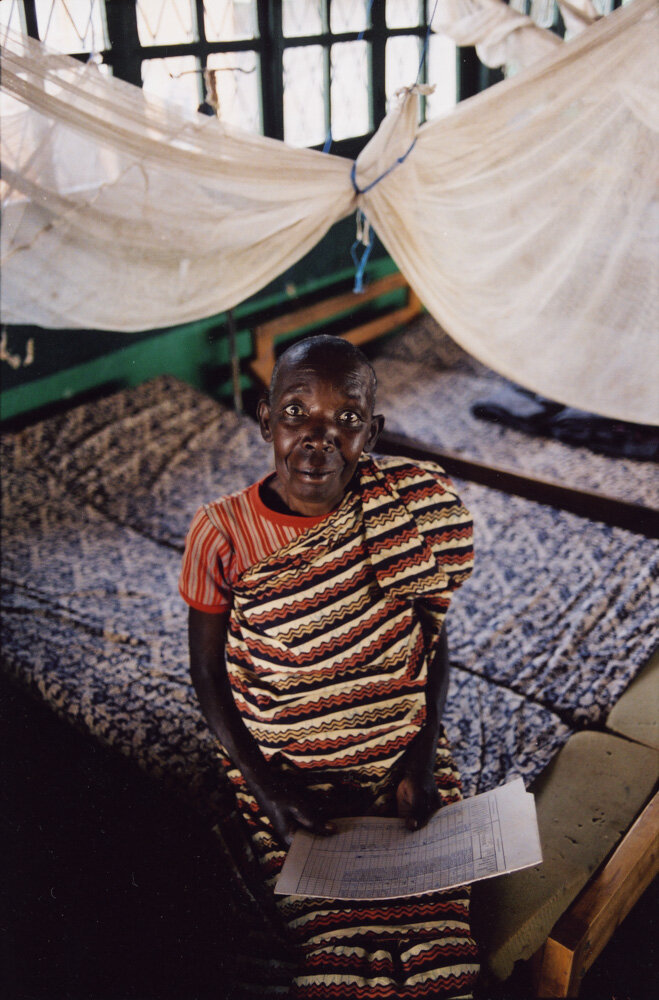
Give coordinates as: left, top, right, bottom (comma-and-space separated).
275, 778, 541, 899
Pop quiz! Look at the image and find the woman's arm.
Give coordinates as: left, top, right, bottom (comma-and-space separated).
188, 607, 334, 844
394, 617, 450, 831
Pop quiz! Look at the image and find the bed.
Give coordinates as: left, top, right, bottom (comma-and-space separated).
370, 315, 659, 510
2, 373, 657, 996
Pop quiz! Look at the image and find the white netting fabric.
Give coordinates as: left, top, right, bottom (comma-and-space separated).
1, 0, 658, 424
431, 0, 562, 70
0, 35, 353, 329
358, 0, 658, 425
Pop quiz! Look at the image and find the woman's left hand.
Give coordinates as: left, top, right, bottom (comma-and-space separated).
394, 730, 441, 830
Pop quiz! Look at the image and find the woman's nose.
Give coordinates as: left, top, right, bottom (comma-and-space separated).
303, 420, 336, 450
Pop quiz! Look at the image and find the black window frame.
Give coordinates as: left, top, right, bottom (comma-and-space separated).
15, 0, 620, 158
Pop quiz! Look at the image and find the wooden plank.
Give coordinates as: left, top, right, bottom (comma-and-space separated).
254, 271, 408, 340
535, 791, 659, 997
249, 274, 422, 386
535, 939, 576, 998
343, 301, 422, 350
378, 430, 659, 538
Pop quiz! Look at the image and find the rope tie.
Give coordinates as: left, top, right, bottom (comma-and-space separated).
350, 210, 375, 294
350, 137, 418, 197
343, 0, 437, 292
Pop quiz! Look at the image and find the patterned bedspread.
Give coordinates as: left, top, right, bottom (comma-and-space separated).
371, 317, 658, 509
1, 376, 656, 824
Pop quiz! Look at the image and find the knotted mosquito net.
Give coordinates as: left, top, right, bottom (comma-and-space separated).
1, 0, 657, 423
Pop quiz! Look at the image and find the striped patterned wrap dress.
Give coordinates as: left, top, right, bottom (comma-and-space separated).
181, 456, 479, 998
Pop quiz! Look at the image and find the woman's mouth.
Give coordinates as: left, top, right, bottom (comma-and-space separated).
296, 467, 336, 480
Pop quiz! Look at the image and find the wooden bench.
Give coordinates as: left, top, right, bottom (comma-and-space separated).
534, 789, 658, 996
249, 272, 422, 386
532, 648, 659, 997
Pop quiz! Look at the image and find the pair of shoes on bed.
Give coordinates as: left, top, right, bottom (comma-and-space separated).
471, 384, 659, 461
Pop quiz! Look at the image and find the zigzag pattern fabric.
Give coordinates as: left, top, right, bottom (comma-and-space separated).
221, 741, 479, 999
217, 457, 478, 995
225, 457, 473, 774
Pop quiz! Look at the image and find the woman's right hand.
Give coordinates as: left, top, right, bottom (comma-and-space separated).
252, 771, 336, 846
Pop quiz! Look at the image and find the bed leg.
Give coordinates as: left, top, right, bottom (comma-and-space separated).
533, 790, 659, 998
533, 938, 579, 997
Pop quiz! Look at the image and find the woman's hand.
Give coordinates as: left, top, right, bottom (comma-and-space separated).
252, 771, 336, 846
394, 728, 441, 831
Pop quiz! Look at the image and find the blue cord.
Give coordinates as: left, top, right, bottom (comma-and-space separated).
361, 0, 376, 42
350, 138, 417, 196
322, 0, 375, 157
346, 0, 429, 290
350, 213, 375, 294
417, 0, 441, 83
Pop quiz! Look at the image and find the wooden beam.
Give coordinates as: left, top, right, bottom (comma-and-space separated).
341, 298, 422, 349
249, 273, 421, 386
256, 271, 408, 339
378, 431, 659, 539
534, 791, 659, 997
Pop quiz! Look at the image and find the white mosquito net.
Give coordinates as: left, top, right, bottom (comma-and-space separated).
1, 0, 657, 424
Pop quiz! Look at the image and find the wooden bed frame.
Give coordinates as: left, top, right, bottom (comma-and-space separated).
249, 272, 422, 387
379, 431, 659, 539
532, 789, 658, 997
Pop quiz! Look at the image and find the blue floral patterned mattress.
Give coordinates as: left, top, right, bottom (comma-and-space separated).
371, 317, 659, 509
1, 376, 656, 820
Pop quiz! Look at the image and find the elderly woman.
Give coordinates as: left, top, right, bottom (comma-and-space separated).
180, 335, 478, 998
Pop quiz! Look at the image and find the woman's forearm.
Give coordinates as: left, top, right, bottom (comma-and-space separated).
188, 607, 333, 843
422, 620, 450, 735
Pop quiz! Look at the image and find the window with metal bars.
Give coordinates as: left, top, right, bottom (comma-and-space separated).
2, 1, 624, 150
0, 1, 464, 156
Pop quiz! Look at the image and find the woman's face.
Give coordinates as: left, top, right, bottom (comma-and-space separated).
258, 357, 383, 517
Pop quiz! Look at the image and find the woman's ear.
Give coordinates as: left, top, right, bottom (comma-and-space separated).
257, 396, 273, 442
365, 413, 385, 452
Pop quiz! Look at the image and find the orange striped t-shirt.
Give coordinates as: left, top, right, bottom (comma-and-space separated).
179, 477, 328, 613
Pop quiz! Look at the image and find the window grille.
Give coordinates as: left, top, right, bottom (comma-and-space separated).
4, 1, 523, 151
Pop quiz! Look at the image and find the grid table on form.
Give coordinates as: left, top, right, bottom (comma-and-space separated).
276, 778, 540, 900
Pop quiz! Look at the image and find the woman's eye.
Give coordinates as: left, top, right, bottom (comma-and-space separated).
283, 403, 304, 417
